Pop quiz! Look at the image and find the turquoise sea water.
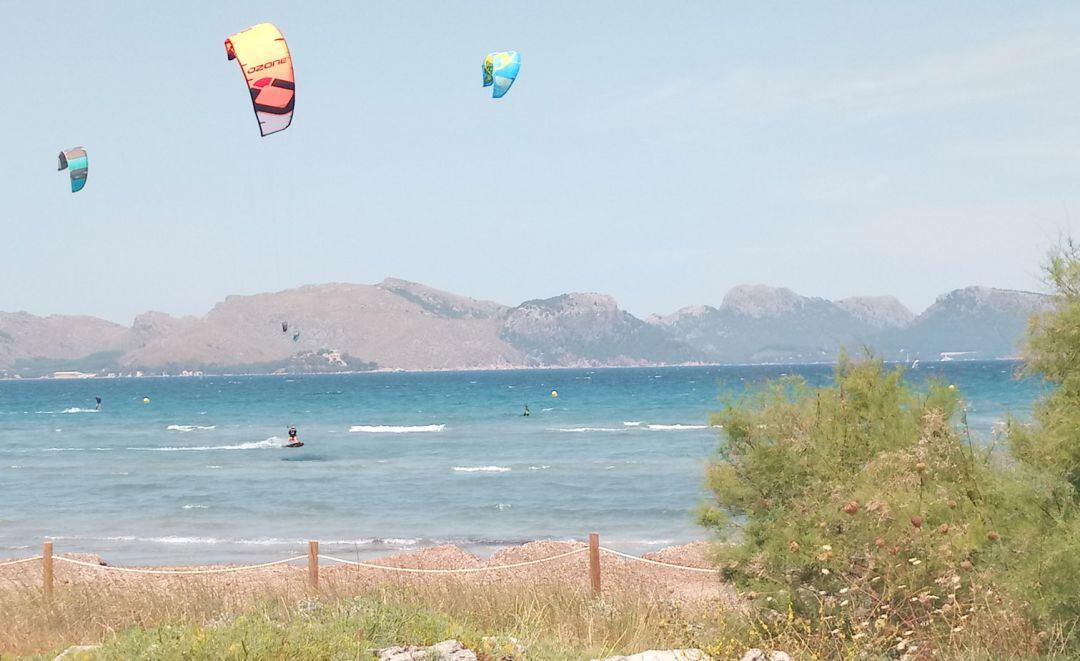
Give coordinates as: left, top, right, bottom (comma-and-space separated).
0, 362, 1043, 565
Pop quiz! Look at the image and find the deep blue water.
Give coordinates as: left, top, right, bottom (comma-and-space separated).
0, 362, 1043, 564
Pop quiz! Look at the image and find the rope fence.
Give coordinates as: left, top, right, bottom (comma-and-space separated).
0, 534, 720, 597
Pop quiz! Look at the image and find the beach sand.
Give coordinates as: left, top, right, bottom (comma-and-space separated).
0, 541, 736, 611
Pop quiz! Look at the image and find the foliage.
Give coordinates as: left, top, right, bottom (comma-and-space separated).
701, 352, 1078, 657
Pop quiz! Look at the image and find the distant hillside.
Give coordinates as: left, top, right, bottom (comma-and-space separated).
0, 280, 1053, 377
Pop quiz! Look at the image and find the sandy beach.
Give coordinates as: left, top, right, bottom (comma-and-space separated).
0, 540, 734, 610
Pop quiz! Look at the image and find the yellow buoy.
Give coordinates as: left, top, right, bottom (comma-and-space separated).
948, 384, 956, 391
143, 397, 151, 404
550, 390, 558, 398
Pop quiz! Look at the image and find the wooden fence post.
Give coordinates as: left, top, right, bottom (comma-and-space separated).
308, 540, 319, 589
588, 532, 601, 596
43, 541, 53, 600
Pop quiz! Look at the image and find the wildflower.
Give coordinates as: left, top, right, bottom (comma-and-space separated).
840, 600, 850, 607
987, 530, 1000, 541
910, 516, 924, 529
874, 536, 885, 548
843, 500, 860, 515
960, 560, 973, 570
937, 523, 950, 534
821, 568, 831, 575
952, 627, 963, 633
915, 462, 927, 473
788, 540, 800, 553
948, 500, 957, 509
821, 544, 833, 551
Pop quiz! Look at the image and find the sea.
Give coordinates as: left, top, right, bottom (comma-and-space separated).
0, 362, 1045, 565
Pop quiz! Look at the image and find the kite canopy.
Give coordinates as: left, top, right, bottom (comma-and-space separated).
57, 147, 88, 193
225, 23, 295, 136
483, 51, 520, 98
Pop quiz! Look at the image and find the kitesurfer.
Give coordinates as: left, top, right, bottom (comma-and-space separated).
285, 425, 303, 447
522, 404, 530, 417
95, 396, 102, 411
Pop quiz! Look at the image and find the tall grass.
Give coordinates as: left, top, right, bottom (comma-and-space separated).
2, 577, 734, 659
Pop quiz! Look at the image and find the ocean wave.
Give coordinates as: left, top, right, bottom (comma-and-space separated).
554, 427, 623, 433
645, 424, 709, 431
529, 465, 551, 471
167, 425, 217, 432
128, 437, 281, 452
62, 407, 99, 414
623, 421, 643, 427
452, 465, 511, 473
182, 504, 210, 510
349, 424, 445, 433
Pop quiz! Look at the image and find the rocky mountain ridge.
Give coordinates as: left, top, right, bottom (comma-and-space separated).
0, 280, 1052, 377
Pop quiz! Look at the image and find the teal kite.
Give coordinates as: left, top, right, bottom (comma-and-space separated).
58, 147, 88, 193
483, 51, 520, 98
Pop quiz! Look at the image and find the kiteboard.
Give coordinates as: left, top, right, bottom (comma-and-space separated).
284, 441, 304, 448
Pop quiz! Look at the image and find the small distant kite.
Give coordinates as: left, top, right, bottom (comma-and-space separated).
58, 147, 88, 193
483, 51, 520, 98
225, 23, 295, 136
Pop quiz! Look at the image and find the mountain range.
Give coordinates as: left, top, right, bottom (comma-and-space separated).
0, 279, 1052, 377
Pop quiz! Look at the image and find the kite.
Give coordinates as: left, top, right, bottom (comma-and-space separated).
57, 147, 88, 193
224, 23, 295, 136
483, 51, 520, 98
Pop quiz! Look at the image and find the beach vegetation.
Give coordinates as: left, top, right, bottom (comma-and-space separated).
699, 242, 1080, 658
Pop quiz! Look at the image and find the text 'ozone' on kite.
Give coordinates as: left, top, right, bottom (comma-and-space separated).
58, 147, 88, 193
483, 51, 520, 98
225, 22, 295, 136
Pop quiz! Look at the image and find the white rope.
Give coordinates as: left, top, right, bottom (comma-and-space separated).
52, 555, 310, 575
318, 547, 588, 574
599, 547, 721, 574
0, 556, 42, 568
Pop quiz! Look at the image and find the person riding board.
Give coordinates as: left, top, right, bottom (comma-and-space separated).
285, 425, 303, 447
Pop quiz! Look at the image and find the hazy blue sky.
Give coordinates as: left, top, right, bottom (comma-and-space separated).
3, 2, 1080, 323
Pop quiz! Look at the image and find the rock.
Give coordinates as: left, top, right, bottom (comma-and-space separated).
591, 650, 712, 661
480, 635, 527, 659
740, 650, 792, 661
53, 645, 100, 660
378, 640, 477, 661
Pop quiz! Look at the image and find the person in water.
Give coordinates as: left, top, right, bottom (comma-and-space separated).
522, 404, 531, 417
94, 396, 102, 411
287, 425, 301, 446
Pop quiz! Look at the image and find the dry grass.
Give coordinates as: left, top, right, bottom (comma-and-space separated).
0, 542, 738, 659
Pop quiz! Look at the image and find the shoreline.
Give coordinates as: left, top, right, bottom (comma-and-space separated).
0, 356, 1024, 381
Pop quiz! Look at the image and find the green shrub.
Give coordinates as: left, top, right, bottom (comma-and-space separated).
701, 353, 1077, 657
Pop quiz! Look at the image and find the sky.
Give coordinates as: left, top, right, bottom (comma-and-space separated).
3, 1, 1080, 324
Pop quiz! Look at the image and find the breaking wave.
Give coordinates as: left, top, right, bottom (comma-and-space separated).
349, 424, 445, 433
167, 425, 217, 432
645, 424, 709, 431
452, 466, 511, 473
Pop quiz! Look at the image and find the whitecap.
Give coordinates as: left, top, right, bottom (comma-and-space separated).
452, 466, 511, 473
623, 421, 643, 427
182, 504, 209, 510
167, 425, 217, 432
555, 427, 622, 433
645, 424, 709, 431
528, 465, 551, 471
349, 424, 445, 433
62, 407, 98, 414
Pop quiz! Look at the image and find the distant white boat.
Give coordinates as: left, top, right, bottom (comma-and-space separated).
911, 359, 919, 369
